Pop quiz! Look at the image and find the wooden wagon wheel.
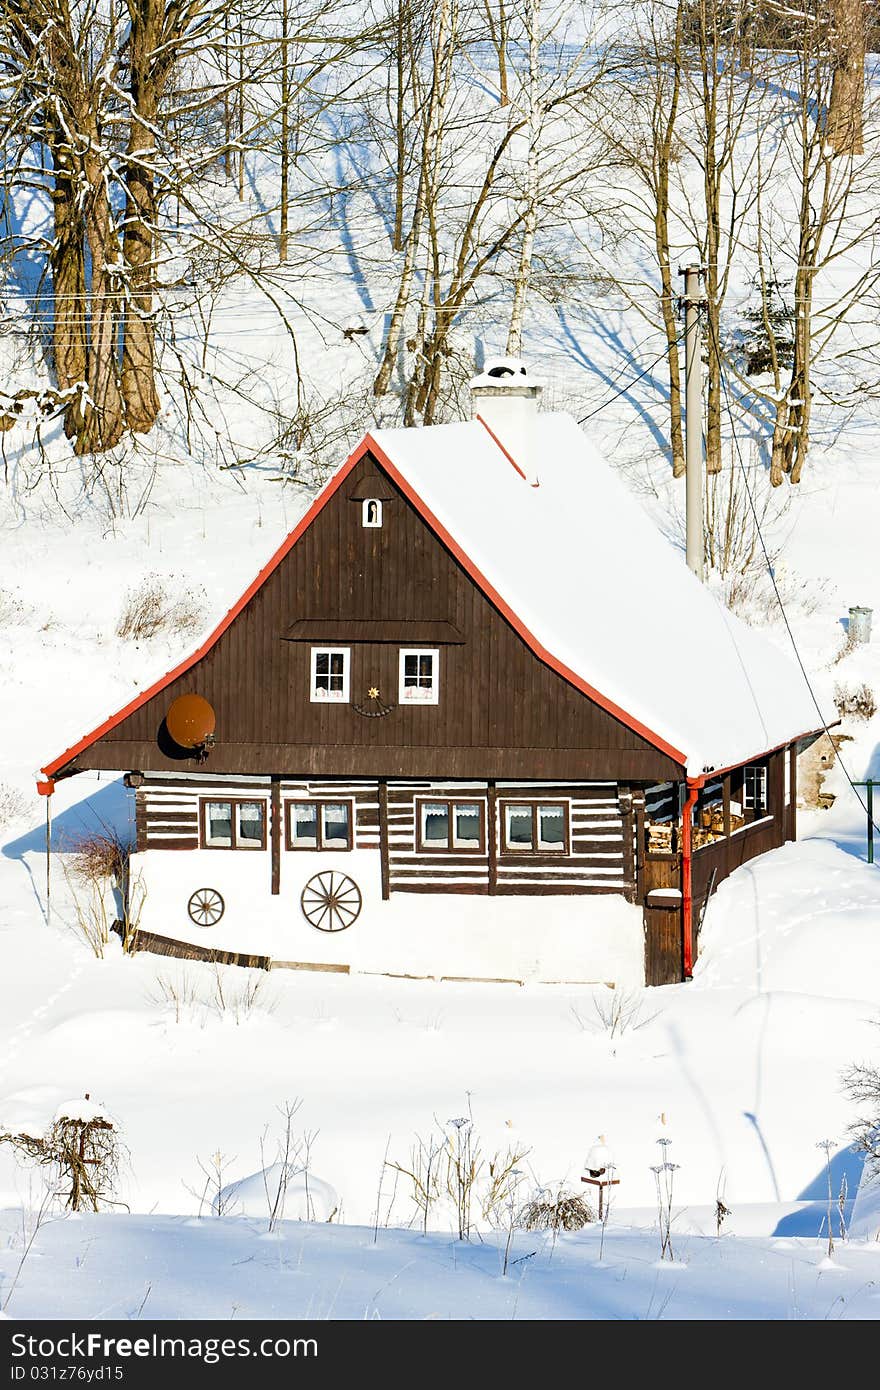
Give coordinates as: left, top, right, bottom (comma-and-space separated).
187, 887, 225, 927
301, 871, 362, 933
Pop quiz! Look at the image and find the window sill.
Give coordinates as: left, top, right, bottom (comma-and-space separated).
418, 846, 485, 855
500, 850, 568, 859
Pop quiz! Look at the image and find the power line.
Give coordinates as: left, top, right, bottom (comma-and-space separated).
704, 307, 880, 845
577, 335, 683, 424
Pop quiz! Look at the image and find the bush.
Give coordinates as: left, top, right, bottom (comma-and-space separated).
520, 1192, 594, 1231
0, 781, 30, 833
62, 830, 133, 958
834, 681, 877, 722
116, 573, 205, 642
0, 1097, 122, 1212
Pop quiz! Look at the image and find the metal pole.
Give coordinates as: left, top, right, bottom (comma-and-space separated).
46, 794, 52, 925
681, 263, 705, 582
868, 780, 874, 865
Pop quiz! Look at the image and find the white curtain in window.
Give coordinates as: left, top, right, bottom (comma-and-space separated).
293, 804, 318, 845
505, 805, 532, 847
453, 804, 481, 847
323, 804, 350, 843
207, 802, 232, 845
422, 804, 449, 843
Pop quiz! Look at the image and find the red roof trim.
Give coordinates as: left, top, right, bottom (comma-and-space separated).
40, 442, 369, 779
708, 727, 830, 782
41, 428, 691, 780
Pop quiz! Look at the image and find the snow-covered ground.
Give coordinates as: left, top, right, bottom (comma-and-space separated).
2, 790, 880, 1318
4, 1210, 880, 1321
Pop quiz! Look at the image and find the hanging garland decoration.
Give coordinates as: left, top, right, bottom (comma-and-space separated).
352, 686, 397, 718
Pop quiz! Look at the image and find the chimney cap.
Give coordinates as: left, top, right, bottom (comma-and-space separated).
470, 356, 543, 390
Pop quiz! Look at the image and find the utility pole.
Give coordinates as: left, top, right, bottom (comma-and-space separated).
680, 264, 706, 581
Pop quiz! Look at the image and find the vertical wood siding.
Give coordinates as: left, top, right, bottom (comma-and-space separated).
72, 453, 682, 784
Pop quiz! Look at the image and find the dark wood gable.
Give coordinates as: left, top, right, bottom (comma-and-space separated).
54, 451, 683, 782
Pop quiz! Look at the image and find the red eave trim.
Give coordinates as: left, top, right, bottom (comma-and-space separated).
40, 440, 371, 779
707, 725, 830, 782
41, 429, 690, 780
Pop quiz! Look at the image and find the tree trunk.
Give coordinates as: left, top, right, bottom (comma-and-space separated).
826, 0, 865, 156
392, 0, 406, 250
279, 0, 290, 261
238, 16, 246, 200
76, 158, 125, 455
506, 0, 540, 358
497, 0, 509, 107
483, 0, 509, 106
374, 0, 451, 398
656, 216, 685, 478
121, 125, 160, 432
120, 0, 163, 433
49, 142, 88, 439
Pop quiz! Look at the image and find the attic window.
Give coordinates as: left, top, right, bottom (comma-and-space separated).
362, 499, 383, 528
310, 647, 350, 703
399, 649, 439, 704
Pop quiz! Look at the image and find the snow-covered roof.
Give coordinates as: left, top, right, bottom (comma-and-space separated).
370, 412, 827, 775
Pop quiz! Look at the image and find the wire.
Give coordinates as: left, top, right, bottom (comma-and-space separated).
703, 306, 880, 845
578, 335, 685, 424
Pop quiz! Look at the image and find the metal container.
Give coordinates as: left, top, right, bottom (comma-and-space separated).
848, 606, 873, 645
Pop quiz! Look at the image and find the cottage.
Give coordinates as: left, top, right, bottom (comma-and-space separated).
38, 361, 826, 985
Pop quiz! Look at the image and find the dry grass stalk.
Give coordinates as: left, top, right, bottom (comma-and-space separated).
116, 574, 205, 642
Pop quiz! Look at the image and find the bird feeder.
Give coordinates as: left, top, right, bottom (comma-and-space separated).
581, 1135, 620, 1220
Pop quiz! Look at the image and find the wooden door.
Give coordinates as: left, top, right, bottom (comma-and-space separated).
644, 902, 683, 985
641, 853, 683, 987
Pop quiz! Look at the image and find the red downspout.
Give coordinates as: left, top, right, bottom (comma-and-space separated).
681, 778, 701, 980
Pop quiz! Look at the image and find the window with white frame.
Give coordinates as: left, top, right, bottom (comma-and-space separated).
399, 648, 439, 705
362, 499, 383, 528
743, 764, 768, 815
310, 647, 350, 702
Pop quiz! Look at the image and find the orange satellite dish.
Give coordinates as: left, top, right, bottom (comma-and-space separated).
166, 694, 216, 750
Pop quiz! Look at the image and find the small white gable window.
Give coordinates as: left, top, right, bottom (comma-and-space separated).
399, 648, 439, 705
362, 499, 383, 528
311, 647, 350, 702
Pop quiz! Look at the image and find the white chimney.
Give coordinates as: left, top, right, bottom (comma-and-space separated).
470, 357, 543, 485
